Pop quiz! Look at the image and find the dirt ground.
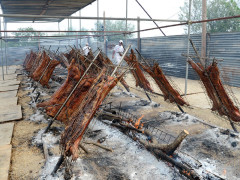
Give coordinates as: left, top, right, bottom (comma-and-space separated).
10, 75, 46, 180
10, 72, 240, 179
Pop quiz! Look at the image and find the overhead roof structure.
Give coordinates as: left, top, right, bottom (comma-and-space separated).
0, 0, 96, 22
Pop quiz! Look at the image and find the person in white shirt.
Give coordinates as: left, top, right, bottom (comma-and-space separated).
112, 40, 124, 65
83, 43, 91, 56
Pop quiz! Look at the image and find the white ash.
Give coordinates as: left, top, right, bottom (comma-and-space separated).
110, 91, 139, 98
123, 91, 140, 98
29, 110, 48, 123
176, 152, 223, 180
32, 129, 60, 148
180, 128, 240, 180
70, 159, 96, 180
194, 128, 240, 150
118, 99, 160, 112
158, 111, 199, 125
39, 156, 65, 180
32, 129, 65, 180
81, 119, 183, 180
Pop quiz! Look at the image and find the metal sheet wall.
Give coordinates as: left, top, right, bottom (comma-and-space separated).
207, 32, 240, 87
13, 32, 240, 87
138, 32, 240, 87
140, 34, 201, 80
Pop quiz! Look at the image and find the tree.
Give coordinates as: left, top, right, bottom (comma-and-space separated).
12, 27, 45, 39
92, 20, 135, 42
179, 0, 240, 33
11, 27, 46, 46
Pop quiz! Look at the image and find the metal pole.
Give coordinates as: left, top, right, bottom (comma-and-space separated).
135, 0, 166, 36
97, 0, 99, 48
0, 13, 185, 22
58, 22, 60, 47
4, 21, 7, 74
38, 32, 40, 51
68, 18, 70, 45
125, 0, 128, 45
137, 17, 141, 60
184, 0, 192, 96
44, 50, 101, 133
103, 11, 106, 54
58, 22, 60, 35
201, 0, 207, 67
79, 10, 81, 47
0, 16, 4, 80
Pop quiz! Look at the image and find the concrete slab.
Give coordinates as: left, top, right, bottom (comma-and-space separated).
0, 80, 20, 87
0, 70, 16, 75
0, 144, 12, 180
0, 123, 14, 146
0, 90, 18, 98
0, 105, 22, 123
0, 69, 22, 75
0, 97, 18, 107
0, 74, 18, 81
0, 85, 19, 92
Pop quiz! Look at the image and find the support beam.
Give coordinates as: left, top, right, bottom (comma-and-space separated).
135, 0, 166, 36
201, 0, 207, 67
125, 0, 128, 45
79, 10, 81, 47
0, 14, 186, 22
0, 16, 4, 80
184, 0, 192, 95
137, 17, 141, 59
4, 21, 8, 74
97, 0, 99, 48
103, 11, 106, 54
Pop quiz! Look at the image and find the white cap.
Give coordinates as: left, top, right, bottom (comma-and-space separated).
119, 40, 123, 43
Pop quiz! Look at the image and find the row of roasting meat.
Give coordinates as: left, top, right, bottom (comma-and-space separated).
23, 47, 240, 159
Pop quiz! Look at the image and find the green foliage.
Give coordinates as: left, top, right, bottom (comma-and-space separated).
179, 0, 240, 33
11, 27, 45, 47
92, 20, 135, 42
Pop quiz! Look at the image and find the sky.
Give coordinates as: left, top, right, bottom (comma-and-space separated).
3, 0, 187, 38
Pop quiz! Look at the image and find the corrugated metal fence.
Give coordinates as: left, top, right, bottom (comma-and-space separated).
3, 32, 239, 87
207, 32, 240, 87
135, 32, 240, 87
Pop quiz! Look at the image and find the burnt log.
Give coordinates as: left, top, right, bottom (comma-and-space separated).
139, 130, 189, 155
